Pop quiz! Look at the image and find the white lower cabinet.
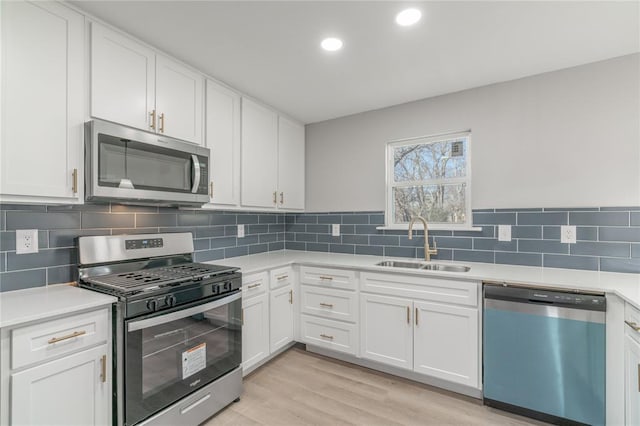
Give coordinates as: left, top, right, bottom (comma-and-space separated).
413, 301, 478, 387
625, 304, 640, 425
360, 294, 413, 370
270, 284, 294, 353
300, 315, 358, 356
11, 345, 109, 426
359, 274, 480, 390
242, 292, 270, 374
1, 307, 112, 425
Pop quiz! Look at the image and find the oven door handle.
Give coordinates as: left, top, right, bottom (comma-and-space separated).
127, 292, 241, 332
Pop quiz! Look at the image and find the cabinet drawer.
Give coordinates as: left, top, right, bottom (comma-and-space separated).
242, 271, 268, 298
299, 266, 357, 290
625, 303, 640, 338
301, 286, 358, 323
11, 308, 109, 370
270, 266, 293, 290
361, 272, 478, 306
300, 315, 358, 356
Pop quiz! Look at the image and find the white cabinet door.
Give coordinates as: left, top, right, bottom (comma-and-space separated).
626, 333, 640, 425
90, 23, 155, 132
360, 294, 413, 370
269, 284, 294, 353
242, 293, 269, 374
11, 345, 109, 426
155, 55, 203, 144
413, 301, 479, 387
241, 98, 278, 208
277, 116, 305, 210
1, 1, 83, 202
205, 80, 240, 206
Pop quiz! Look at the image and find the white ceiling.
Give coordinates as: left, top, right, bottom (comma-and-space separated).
71, 1, 640, 124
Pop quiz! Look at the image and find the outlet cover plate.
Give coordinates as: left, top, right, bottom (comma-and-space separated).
16, 229, 39, 254
498, 225, 511, 242
332, 224, 340, 237
237, 225, 245, 238
561, 225, 577, 244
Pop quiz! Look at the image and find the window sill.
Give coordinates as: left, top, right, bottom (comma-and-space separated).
376, 225, 483, 232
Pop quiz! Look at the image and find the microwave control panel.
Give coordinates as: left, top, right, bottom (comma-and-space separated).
197, 155, 209, 195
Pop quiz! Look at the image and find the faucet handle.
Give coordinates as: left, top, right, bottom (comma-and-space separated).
428, 238, 438, 254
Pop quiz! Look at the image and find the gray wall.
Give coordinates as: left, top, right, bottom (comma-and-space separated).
306, 53, 640, 212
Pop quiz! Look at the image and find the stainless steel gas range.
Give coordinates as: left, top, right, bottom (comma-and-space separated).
77, 233, 242, 426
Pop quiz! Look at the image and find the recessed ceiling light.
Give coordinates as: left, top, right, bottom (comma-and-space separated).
395, 8, 422, 27
321, 37, 343, 52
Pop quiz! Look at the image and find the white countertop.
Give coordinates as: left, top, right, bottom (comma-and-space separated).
0, 284, 117, 328
210, 250, 640, 308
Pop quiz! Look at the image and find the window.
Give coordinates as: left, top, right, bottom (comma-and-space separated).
386, 131, 472, 229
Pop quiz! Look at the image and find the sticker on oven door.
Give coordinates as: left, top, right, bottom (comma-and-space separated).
182, 342, 206, 380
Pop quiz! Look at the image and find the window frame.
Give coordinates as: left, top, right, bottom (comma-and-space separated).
384, 131, 474, 230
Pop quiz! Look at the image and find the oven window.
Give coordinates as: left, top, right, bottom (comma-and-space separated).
125, 296, 241, 425
98, 133, 192, 192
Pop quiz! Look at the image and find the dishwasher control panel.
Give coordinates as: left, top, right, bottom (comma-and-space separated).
484, 284, 606, 311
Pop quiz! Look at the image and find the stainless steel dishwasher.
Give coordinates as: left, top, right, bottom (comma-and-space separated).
483, 283, 606, 425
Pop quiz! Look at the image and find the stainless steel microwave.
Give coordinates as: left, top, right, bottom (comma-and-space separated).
85, 120, 210, 206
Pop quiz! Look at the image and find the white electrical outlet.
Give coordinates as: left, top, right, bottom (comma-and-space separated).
16, 229, 39, 254
332, 224, 340, 237
498, 225, 511, 242
237, 225, 245, 238
561, 225, 577, 244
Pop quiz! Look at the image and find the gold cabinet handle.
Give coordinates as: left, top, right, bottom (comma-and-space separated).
209, 181, 214, 198
71, 168, 78, 194
280, 192, 284, 205
48, 330, 86, 344
407, 306, 410, 324
320, 334, 334, 340
319, 302, 333, 308
319, 276, 334, 281
247, 283, 261, 289
241, 308, 244, 326
159, 113, 165, 133
273, 191, 277, 204
415, 307, 419, 326
289, 289, 293, 304
100, 354, 107, 383
149, 110, 156, 130
277, 275, 289, 281
626, 321, 640, 332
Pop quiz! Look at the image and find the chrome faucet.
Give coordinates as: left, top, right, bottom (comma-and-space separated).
408, 216, 438, 262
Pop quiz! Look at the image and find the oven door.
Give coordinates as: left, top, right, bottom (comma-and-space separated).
124, 291, 241, 426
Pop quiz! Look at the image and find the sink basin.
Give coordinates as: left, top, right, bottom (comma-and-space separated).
421, 264, 471, 273
375, 260, 470, 273
375, 260, 425, 269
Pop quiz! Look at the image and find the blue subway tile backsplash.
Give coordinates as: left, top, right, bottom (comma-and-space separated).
1, 204, 640, 292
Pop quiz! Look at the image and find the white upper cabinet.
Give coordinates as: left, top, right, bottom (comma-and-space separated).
0, 1, 84, 203
277, 116, 305, 210
204, 79, 241, 207
90, 23, 203, 144
241, 98, 305, 210
90, 23, 155, 132
241, 98, 279, 208
155, 55, 203, 144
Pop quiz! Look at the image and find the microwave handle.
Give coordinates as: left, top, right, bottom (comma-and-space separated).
191, 155, 201, 193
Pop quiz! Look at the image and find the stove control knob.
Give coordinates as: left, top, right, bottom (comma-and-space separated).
165, 295, 177, 307
146, 300, 157, 312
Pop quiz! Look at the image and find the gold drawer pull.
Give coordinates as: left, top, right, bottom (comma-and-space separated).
277, 275, 289, 281
319, 276, 334, 281
320, 334, 334, 340
71, 168, 78, 194
289, 289, 293, 305
48, 330, 86, 344
247, 283, 261, 289
159, 113, 165, 133
100, 354, 107, 383
319, 303, 334, 308
626, 321, 640, 332
149, 110, 156, 130
406, 306, 410, 324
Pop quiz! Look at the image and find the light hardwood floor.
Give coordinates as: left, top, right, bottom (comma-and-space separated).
206, 347, 544, 425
